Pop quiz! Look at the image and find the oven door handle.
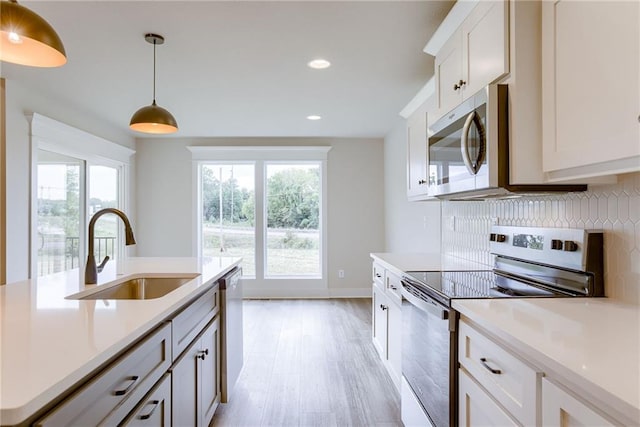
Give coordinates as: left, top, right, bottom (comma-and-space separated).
401, 286, 449, 320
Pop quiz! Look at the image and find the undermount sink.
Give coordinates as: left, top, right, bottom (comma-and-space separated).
68, 274, 201, 300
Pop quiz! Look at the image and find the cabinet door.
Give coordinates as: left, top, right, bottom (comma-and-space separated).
372, 286, 389, 359
542, 0, 640, 177
434, 29, 463, 118
459, 368, 518, 427
461, 0, 509, 97
406, 106, 428, 199
542, 379, 617, 426
172, 338, 199, 427
121, 374, 172, 427
199, 317, 221, 427
387, 299, 402, 388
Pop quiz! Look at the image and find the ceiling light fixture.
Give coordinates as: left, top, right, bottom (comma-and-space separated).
0, 0, 66, 67
129, 33, 178, 134
307, 59, 331, 69
307, 115, 322, 121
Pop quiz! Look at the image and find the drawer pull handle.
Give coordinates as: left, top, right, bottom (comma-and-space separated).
480, 358, 502, 375
113, 375, 139, 396
375, 273, 382, 278
138, 400, 160, 420
390, 285, 397, 290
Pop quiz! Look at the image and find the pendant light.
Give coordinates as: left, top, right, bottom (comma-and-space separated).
0, 0, 66, 67
129, 33, 178, 134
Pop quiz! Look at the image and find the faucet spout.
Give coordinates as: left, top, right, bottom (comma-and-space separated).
85, 208, 136, 284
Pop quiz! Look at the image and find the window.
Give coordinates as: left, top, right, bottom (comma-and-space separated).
30, 114, 134, 278
36, 151, 81, 276
265, 163, 320, 277
191, 146, 329, 295
201, 164, 256, 276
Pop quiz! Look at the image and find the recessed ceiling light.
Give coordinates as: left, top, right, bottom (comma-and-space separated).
307, 59, 331, 69
307, 115, 322, 121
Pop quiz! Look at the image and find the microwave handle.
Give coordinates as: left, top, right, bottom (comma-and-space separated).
460, 111, 486, 175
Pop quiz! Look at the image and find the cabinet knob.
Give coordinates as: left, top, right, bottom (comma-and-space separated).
197, 348, 209, 360
453, 79, 466, 90
418, 179, 427, 185
380, 304, 388, 311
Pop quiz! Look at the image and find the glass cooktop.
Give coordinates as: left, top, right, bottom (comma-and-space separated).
402, 270, 562, 306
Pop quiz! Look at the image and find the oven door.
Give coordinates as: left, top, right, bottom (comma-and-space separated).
401, 281, 457, 427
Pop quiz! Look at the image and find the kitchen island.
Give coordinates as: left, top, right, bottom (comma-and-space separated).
0, 256, 241, 426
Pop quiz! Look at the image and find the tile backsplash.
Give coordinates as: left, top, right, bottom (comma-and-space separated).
441, 172, 640, 304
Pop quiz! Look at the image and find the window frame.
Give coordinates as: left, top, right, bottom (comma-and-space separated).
29, 113, 135, 279
189, 146, 330, 295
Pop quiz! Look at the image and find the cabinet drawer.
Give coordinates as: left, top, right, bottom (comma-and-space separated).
385, 271, 402, 305
458, 320, 541, 425
36, 323, 172, 427
172, 284, 219, 360
372, 263, 385, 289
120, 373, 171, 426
459, 368, 518, 427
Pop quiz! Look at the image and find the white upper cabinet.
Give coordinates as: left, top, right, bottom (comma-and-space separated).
434, 1, 509, 120
542, 0, 640, 181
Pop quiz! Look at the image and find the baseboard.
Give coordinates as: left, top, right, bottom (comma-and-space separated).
242, 287, 371, 299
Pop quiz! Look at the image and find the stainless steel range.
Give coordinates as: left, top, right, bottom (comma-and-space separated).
400, 225, 604, 427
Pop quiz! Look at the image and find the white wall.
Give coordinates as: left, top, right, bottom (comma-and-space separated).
135, 137, 385, 296
383, 117, 441, 254
3, 79, 135, 283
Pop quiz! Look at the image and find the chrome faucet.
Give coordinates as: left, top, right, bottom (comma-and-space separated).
85, 208, 136, 284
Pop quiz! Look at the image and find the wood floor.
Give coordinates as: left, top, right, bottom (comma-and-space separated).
212, 299, 401, 427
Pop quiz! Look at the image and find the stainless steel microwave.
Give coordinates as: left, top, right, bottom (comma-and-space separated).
427, 84, 586, 199
428, 84, 508, 198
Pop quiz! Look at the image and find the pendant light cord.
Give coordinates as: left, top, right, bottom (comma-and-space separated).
152, 39, 157, 105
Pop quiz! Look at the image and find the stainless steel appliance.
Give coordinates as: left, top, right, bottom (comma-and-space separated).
400, 225, 604, 427
219, 266, 243, 403
427, 84, 585, 199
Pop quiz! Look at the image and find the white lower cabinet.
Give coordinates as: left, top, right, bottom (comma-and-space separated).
458, 319, 542, 425
458, 368, 518, 427
371, 260, 402, 391
542, 379, 617, 427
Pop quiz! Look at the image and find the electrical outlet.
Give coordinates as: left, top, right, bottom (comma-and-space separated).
338, 269, 345, 279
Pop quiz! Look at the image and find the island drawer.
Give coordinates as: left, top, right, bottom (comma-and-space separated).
171, 284, 219, 360
35, 322, 171, 427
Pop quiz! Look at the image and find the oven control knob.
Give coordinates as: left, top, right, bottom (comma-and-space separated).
564, 240, 578, 252
551, 239, 563, 250
489, 233, 497, 242
496, 234, 507, 243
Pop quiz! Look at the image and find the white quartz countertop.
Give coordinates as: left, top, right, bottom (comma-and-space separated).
0, 257, 241, 425
370, 252, 490, 273
452, 298, 640, 424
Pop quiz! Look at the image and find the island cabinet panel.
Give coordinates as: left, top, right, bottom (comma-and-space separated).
35, 322, 172, 427
172, 317, 221, 427
120, 373, 172, 427
172, 285, 219, 359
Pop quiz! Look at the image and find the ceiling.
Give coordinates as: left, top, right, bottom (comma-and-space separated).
2, 1, 454, 138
